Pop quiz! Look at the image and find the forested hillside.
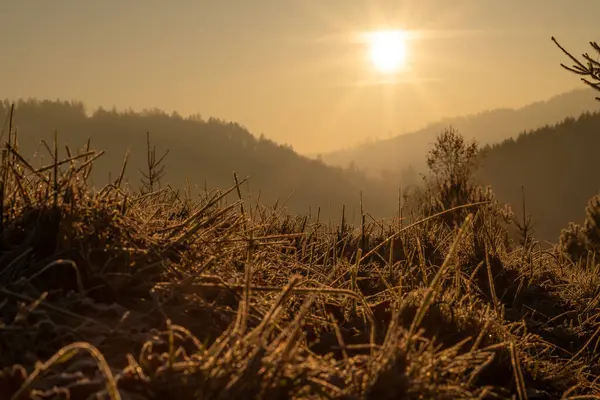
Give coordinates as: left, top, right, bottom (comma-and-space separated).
477, 111, 600, 242
0, 99, 396, 222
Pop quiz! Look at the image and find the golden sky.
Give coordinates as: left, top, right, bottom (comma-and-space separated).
1, 1, 598, 154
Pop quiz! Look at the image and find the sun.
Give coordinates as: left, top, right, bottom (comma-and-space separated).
367, 30, 408, 73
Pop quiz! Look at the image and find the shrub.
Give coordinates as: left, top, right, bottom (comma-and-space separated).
559, 194, 600, 262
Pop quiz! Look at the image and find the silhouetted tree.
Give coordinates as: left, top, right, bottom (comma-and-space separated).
423, 127, 481, 224
427, 127, 480, 186
140, 132, 169, 194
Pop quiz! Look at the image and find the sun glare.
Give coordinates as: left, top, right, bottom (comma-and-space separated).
367, 30, 408, 73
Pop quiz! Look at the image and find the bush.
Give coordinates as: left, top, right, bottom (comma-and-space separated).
559, 194, 600, 262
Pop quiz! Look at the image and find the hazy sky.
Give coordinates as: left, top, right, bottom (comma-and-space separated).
1, 1, 599, 154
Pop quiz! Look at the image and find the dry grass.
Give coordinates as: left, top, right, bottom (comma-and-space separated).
0, 131, 599, 399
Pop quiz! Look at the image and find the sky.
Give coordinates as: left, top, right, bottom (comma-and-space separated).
1, 1, 599, 155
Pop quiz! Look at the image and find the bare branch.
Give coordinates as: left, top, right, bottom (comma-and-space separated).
553, 36, 600, 101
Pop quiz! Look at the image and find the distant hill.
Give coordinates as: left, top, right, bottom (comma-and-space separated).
321, 88, 600, 177
476, 111, 600, 242
0, 99, 394, 222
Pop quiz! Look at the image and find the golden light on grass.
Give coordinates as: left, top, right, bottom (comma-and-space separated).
366, 30, 409, 73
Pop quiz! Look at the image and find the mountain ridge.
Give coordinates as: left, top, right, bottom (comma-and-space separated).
0, 99, 391, 223
320, 88, 600, 176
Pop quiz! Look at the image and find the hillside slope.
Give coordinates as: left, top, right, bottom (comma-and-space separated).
477, 111, 600, 242
321, 88, 600, 177
0, 99, 393, 221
